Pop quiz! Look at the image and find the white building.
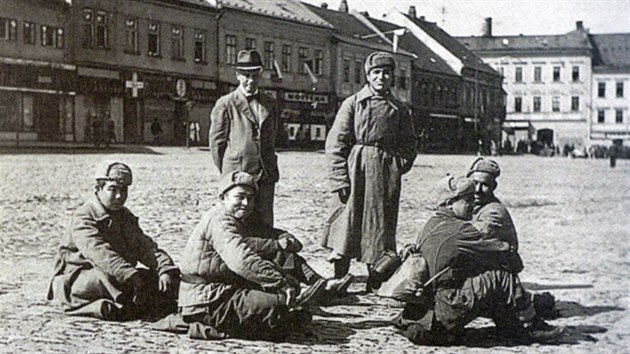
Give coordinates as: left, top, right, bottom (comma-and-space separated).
458, 21, 595, 151
589, 33, 630, 146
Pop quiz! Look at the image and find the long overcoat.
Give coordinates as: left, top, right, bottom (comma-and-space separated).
322, 85, 417, 264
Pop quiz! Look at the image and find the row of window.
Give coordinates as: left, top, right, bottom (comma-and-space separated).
514, 95, 581, 113
82, 9, 208, 63
0, 17, 64, 48
597, 109, 625, 123
225, 34, 324, 76
597, 81, 625, 98
506, 65, 581, 83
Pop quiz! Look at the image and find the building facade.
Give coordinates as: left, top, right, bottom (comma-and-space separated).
458, 21, 595, 151
589, 33, 630, 145
0, 0, 75, 144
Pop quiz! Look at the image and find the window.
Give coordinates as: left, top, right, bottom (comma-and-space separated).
515, 67, 523, 82
616, 109, 623, 123
534, 66, 541, 82
264, 41, 274, 69
572, 66, 580, 82
0, 18, 17, 41
298, 47, 308, 73
617, 82, 624, 98
597, 109, 605, 123
598, 82, 606, 97
553, 66, 561, 82
55, 28, 64, 49
354, 60, 362, 84
171, 25, 184, 60
571, 96, 580, 112
281, 44, 291, 71
514, 96, 522, 112
124, 18, 138, 53
245, 38, 256, 50
399, 69, 408, 89
533, 96, 541, 112
82, 9, 93, 47
148, 22, 161, 57
343, 59, 350, 83
194, 31, 206, 63
314, 50, 323, 75
225, 35, 236, 64
552, 96, 560, 112
41, 25, 54, 47
95, 11, 108, 48
23, 22, 36, 45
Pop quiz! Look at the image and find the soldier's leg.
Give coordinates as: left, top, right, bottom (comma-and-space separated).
198, 287, 310, 340
64, 268, 126, 320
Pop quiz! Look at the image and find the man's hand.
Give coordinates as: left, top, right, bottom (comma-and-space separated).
399, 243, 418, 261
158, 272, 179, 295
277, 233, 302, 253
337, 187, 350, 204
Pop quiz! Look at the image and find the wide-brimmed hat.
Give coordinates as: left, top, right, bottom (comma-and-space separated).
236, 50, 263, 71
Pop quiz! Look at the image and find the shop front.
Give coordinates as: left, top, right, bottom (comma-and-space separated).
0, 61, 75, 144
277, 90, 336, 150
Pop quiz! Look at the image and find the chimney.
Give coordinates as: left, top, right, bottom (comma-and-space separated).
419, 16, 425, 21
359, 11, 369, 18
339, 0, 348, 12
408, 5, 416, 18
483, 17, 493, 37
576, 21, 583, 30
321, 2, 328, 9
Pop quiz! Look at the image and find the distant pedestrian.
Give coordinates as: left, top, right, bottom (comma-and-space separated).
47, 161, 180, 321
90, 116, 104, 148
150, 119, 162, 145
322, 51, 416, 290
209, 50, 279, 227
105, 119, 116, 148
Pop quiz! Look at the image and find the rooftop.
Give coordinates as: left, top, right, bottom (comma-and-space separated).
219, 0, 332, 28
590, 33, 630, 72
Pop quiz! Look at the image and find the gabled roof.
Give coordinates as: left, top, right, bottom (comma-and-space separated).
367, 18, 456, 76
456, 30, 593, 54
403, 14, 497, 75
219, 0, 332, 28
590, 33, 630, 73
304, 3, 414, 57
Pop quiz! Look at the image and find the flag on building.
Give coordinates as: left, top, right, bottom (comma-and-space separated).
392, 28, 406, 53
273, 59, 284, 79
304, 61, 318, 85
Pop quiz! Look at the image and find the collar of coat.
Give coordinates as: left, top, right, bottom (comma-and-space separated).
231, 89, 271, 126
355, 85, 401, 110
86, 193, 131, 223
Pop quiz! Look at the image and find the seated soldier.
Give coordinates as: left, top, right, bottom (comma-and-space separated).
393, 175, 564, 345
177, 171, 351, 341
47, 161, 180, 320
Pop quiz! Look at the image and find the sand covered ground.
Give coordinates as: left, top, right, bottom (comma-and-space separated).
0, 147, 628, 353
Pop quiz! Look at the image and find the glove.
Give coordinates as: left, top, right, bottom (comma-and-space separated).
337, 187, 350, 204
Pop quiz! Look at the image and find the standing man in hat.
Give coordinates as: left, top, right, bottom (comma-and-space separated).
323, 51, 417, 290
47, 161, 180, 321
209, 49, 279, 227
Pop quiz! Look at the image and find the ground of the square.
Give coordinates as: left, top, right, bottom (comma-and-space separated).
0, 147, 628, 353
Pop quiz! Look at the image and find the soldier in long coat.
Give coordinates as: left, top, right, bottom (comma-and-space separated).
209, 50, 279, 227
322, 52, 416, 289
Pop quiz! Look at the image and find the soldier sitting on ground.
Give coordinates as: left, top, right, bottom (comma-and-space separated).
172, 171, 351, 341
392, 175, 564, 345
47, 161, 180, 321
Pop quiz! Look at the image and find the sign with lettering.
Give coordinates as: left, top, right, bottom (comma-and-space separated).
284, 91, 329, 104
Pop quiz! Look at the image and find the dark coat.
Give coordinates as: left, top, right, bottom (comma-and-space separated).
47, 195, 178, 303
322, 85, 416, 263
209, 89, 279, 183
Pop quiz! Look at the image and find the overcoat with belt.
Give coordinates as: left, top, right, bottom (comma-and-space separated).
209, 89, 279, 225
322, 85, 417, 264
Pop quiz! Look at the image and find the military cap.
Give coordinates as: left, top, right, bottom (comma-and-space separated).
236, 50, 263, 71
94, 161, 133, 186
436, 175, 475, 207
218, 170, 259, 196
364, 51, 396, 73
466, 157, 501, 182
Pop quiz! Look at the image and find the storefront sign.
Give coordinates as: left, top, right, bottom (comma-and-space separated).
284, 91, 329, 104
